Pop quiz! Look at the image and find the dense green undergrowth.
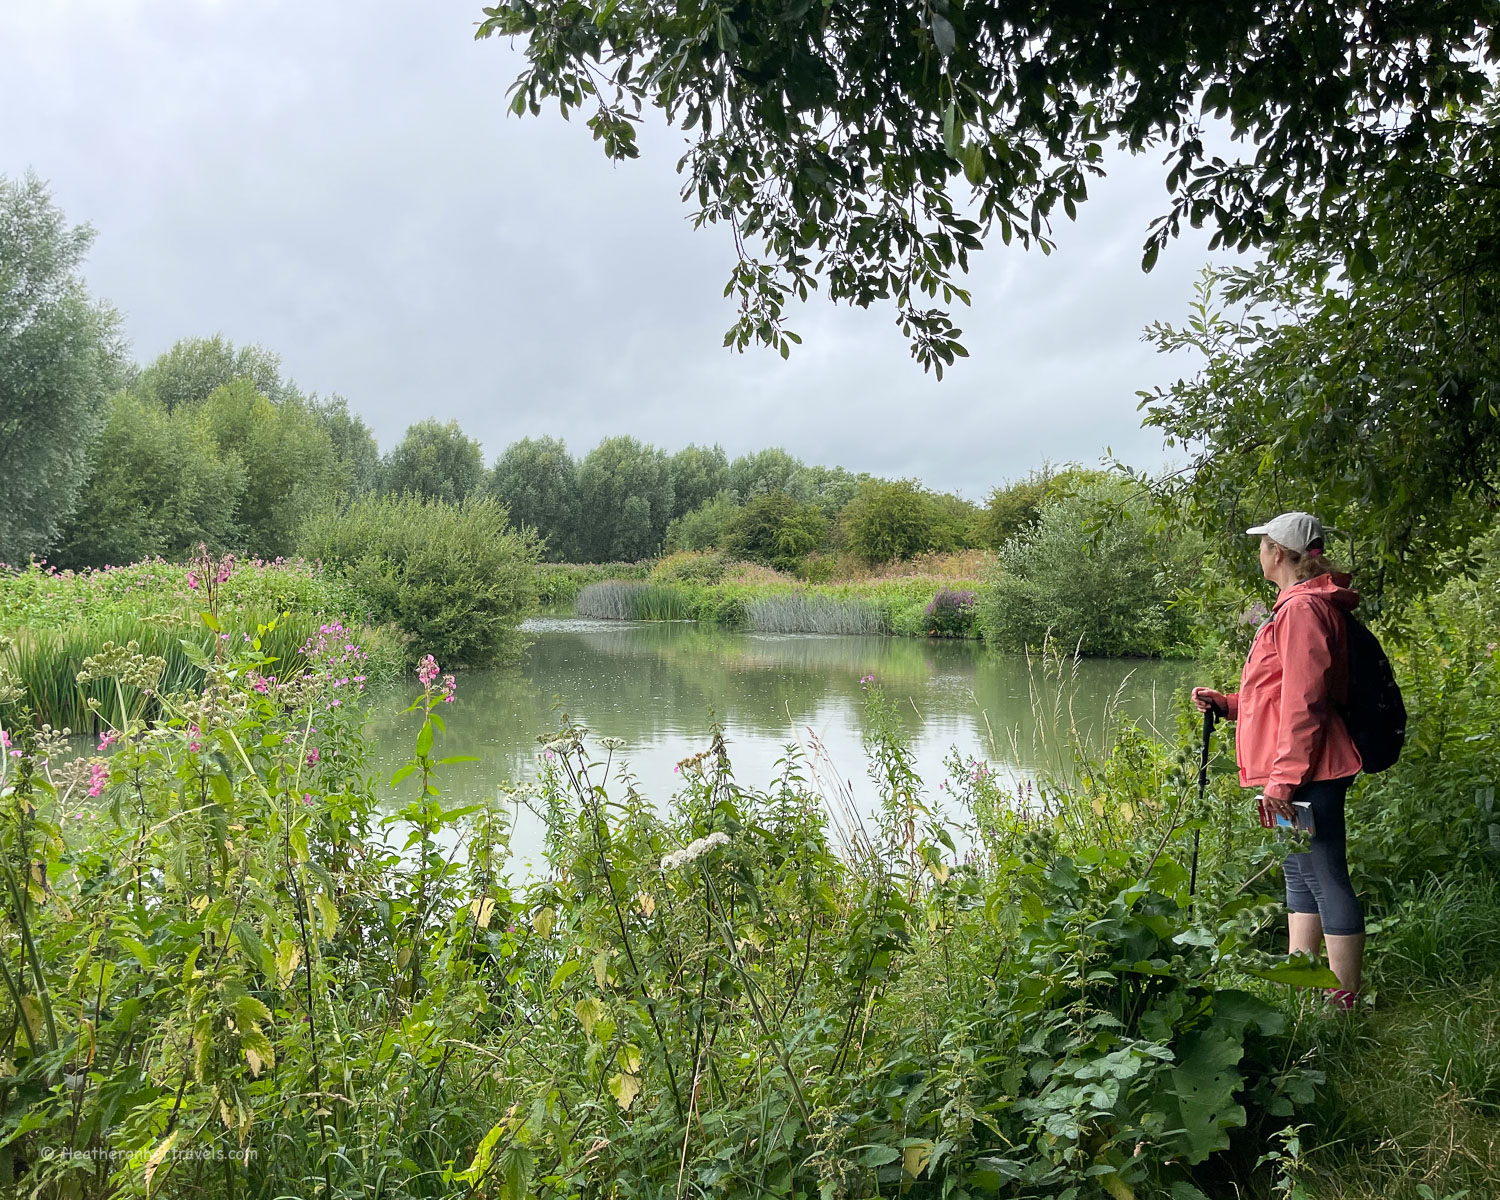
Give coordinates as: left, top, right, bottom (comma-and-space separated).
0, 615, 1321, 1199
0, 545, 1494, 1198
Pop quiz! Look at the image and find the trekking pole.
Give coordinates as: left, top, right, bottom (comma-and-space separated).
1189, 706, 1216, 902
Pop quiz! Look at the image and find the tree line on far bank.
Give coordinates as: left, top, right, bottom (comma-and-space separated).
0, 174, 1089, 574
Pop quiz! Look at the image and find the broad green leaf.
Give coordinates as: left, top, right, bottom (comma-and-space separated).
942, 102, 958, 158
240, 1030, 275, 1077
1102, 1174, 1136, 1200
115, 936, 154, 968
608, 1071, 640, 1110
859, 1144, 900, 1167
275, 941, 303, 989
574, 995, 606, 1037
902, 1139, 934, 1178
1167, 1027, 1247, 1163
315, 891, 338, 939
232, 994, 272, 1031
456, 1121, 505, 1185
551, 959, 584, 989
1246, 961, 1340, 988
930, 13, 955, 58
469, 897, 497, 928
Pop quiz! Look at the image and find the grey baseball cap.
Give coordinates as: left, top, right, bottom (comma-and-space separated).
1246, 511, 1328, 552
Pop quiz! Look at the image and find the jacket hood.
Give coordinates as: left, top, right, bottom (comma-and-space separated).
1274, 572, 1360, 613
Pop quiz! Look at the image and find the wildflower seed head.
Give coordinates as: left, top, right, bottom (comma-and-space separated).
75, 641, 166, 690
0, 664, 23, 706
36, 724, 73, 762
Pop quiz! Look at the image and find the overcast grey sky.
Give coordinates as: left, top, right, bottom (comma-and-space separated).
1, 0, 1232, 498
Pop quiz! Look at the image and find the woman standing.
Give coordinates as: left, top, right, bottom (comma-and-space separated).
1193, 512, 1366, 1008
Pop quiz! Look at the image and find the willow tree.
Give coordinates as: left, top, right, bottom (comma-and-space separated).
0, 173, 123, 564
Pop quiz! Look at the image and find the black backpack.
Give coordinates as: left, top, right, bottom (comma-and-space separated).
1339, 611, 1406, 773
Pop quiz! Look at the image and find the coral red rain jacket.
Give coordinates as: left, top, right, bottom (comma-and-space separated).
1222, 573, 1364, 803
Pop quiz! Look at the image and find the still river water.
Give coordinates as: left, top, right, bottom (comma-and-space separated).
365, 618, 1190, 866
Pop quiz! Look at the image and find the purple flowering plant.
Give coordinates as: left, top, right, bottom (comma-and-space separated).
924, 588, 979, 638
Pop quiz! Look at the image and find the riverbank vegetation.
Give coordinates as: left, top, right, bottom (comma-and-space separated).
572, 564, 982, 639
298, 493, 540, 669
0, 541, 1494, 1199
0, 555, 406, 732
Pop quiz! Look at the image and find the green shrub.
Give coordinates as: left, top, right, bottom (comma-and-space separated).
974, 465, 1060, 549
722, 490, 828, 571
840, 478, 964, 564
977, 477, 1202, 656
650, 550, 729, 585
663, 491, 741, 553
841, 478, 931, 564
299, 494, 539, 667
793, 551, 839, 582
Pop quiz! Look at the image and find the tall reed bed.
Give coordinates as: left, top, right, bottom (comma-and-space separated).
575, 580, 694, 621
570, 571, 982, 637
534, 560, 652, 608
744, 591, 890, 635
4, 612, 401, 732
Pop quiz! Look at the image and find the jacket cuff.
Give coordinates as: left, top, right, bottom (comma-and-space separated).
1225, 693, 1240, 721
1264, 782, 1296, 803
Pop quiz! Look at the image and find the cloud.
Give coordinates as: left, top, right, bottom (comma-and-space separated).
0, 0, 1230, 496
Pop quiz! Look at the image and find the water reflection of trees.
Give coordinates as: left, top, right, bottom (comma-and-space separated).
363, 624, 1187, 811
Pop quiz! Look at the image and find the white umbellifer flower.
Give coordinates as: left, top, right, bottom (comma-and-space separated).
660, 830, 731, 872
501, 781, 542, 801
599, 736, 627, 751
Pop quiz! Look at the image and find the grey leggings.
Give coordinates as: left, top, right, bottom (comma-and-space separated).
1283, 776, 1365, 936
